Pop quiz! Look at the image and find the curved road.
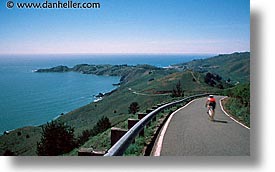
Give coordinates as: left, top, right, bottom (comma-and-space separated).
152, 96, 250, 156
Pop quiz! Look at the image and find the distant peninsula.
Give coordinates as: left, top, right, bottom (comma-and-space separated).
36, 64, 165, 84
1, 52, 250, 156
36, 52, 250, 84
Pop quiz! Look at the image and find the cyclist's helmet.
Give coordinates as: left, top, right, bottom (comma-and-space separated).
209, 95, 214, 98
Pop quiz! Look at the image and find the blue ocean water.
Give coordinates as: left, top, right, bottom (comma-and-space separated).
0, 54, 212, 134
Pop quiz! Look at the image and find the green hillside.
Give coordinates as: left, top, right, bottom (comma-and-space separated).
55, 69, 217, 135
0, 52, 250, 155
174, 52, 250, 83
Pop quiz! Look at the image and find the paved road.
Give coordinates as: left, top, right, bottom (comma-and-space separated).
154, 96, 250, 156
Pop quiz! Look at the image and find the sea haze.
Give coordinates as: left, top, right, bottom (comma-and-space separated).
0, 54, 212, 134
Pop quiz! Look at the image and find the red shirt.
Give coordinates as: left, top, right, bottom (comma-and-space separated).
208, 97, 216, 102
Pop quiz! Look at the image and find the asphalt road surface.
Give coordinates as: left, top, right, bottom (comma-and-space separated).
155, 96, 250, 156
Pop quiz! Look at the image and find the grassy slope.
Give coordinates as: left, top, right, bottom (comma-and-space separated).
56, 69, 215, 135
0, 52, 249, 155
0, 70, 212, 155
0, 126, 42, 155
176, 52, 250, 83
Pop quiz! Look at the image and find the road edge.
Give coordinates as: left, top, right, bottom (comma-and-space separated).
219, 96, 250, 130
152, 99, 196, 156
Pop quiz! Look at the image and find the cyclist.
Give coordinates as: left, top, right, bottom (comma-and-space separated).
205, 95, 216, 121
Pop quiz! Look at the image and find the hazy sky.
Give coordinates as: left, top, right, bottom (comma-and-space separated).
0, 0, 250, 55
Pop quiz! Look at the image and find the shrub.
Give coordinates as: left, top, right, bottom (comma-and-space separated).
204, 72, 224, 88
77, 116, 111, 146
128, 102, 140, 114
225, 83, 250, 107
37, 121, 77, 156
78, 129, 91, 146
3, 149, 15, 156
93, 116, 112, 134
225, 98, 250, 126
223, 83, 250, 126
171, 80, 184, 97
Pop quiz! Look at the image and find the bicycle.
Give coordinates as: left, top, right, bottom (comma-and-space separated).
207, 105, 215, 121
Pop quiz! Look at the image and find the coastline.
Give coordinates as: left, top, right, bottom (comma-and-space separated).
1, 85, 119, 136
1, 52, 249, 135
0, 52, 250, 155
1, 63, 129, 135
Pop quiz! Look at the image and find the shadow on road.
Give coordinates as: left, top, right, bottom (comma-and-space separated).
213, 119, 228, 124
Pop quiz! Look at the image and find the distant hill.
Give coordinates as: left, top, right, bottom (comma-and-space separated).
36, 52, 250, 84
1, 52, 250, 155
173, 52, 250, 83
36, 64, 167, 84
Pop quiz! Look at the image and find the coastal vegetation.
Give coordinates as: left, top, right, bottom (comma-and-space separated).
174, 52, 250, 84
77, 116, 111, 146
128, 102, 140, 115
171, 80, 184, 97
0, 52, 250, 156
223, 83, 250, 127
37, 121, 77, 156
36, 116, 112, 156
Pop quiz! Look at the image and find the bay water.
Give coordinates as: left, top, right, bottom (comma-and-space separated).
0, 54, 212, 134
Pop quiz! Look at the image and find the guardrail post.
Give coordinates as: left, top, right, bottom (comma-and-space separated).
138, 112, 151, 128
152, 105, 158, 109
158, 104, 165, 113
104, 93, 210, 156
78, 148, 106, 156
111, 127, 128, 146
78, 148, 94, 156
92, 150, 106, 156
138, 113, 147, 120
128, 118, 144, 137
148, 108, 157, 122
156, 104, 162, 107
128, 119, 139, 129
146, 109, 154, 113
146, 109, 154, 124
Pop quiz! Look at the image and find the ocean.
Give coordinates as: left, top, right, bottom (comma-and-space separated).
0, 54, 212, 134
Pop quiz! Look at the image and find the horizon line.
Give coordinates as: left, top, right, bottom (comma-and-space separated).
0, 51, 250, 56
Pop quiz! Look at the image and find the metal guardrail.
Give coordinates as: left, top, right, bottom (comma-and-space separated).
104, 93, 210, 156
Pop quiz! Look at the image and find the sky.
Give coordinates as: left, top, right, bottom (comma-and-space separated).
0, 0, 250, 55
